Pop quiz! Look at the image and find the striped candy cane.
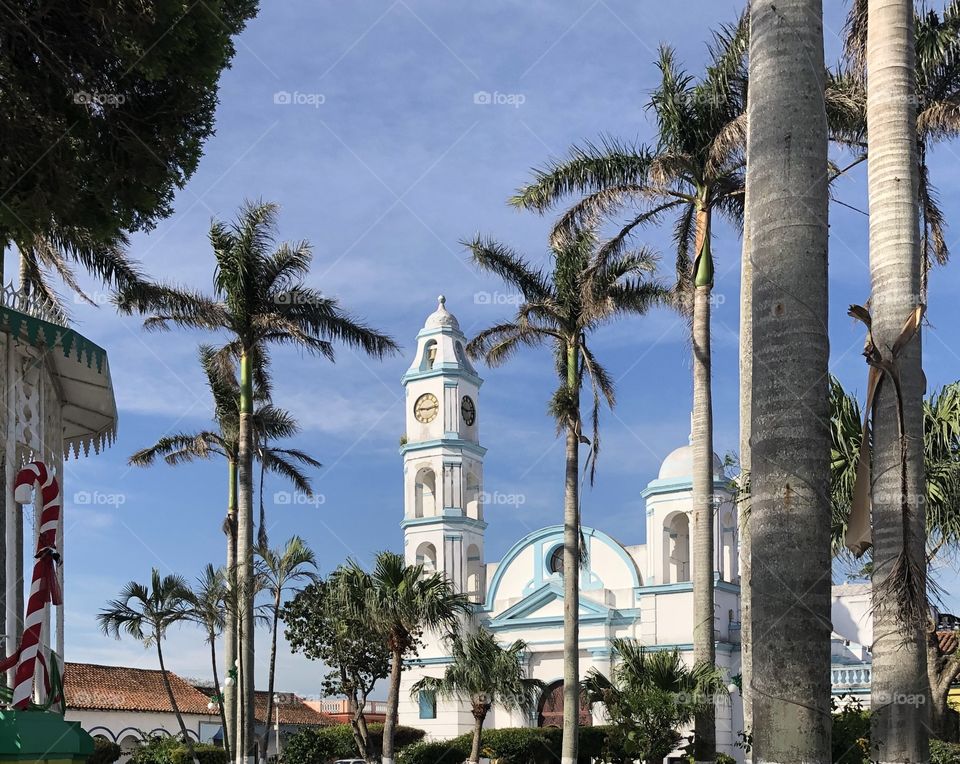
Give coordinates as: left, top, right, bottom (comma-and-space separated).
0, 461, 62, 708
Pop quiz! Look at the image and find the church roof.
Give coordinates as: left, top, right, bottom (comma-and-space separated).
658, 444, 724, 480
423, 295, 460, 331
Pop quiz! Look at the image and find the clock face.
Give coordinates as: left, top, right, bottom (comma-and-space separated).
414, 393, 439, 423
461, 395, 476, 426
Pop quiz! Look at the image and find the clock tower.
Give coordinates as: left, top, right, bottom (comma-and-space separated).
401, 296, 487, 602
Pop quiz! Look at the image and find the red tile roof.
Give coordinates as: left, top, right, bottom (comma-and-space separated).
254, 691, 333, 726
65, 662, 212, 715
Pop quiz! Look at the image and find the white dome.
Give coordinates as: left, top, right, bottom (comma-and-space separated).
658, 444, 724, 480
424, 295, 460, 330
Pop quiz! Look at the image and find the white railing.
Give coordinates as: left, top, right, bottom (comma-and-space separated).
316, 698, 388, 715
0, 283, 61, 324
832, 664, 871, 688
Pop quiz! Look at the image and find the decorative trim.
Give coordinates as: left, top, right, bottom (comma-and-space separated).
402, 366, 483, 387
400, 438, 487, 458
641, 477, 731, 498
400, 516, 488, 531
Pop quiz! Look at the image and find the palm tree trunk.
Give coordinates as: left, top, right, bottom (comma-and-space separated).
382, 646, 403, 764
692, 206, 716, 762
561, 343, 580, 764
469, 706, 487, 764
260, 591, 281, 762
237, 349, 256, 764
158, 639, 201, 764
747, 1, 832, 761
866, 2, 929, 761
211, 636, 230, 755
738, 172, 754, 751
224, 458, 237, 760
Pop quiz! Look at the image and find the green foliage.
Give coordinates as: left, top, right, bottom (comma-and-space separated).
931, 739, 960, 764
396, 726, 615, 764
284, 723, 425, 764
398, 736, 472, 764
478, 727, 555, 764
831, 698, 870, 764
169, 745, 228, 764
713, 754, 736, 764
88, 737, 121, 764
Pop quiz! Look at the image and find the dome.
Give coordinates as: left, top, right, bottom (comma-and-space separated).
424, 295, 460, 330
658, 444, 724, 480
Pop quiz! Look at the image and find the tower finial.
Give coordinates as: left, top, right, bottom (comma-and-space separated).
438, 294, 446, 306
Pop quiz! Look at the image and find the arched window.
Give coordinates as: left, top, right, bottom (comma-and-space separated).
464, 472, 481, 519
663, 512, 690, 583
455, 341, 475, 372
419, 340, 438, 371
414, 467, 437, 518
466, 544, 484, 602
416, 542, 438, 574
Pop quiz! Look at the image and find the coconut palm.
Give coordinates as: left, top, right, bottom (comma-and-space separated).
335, 552, 470, 764
746, 1, 832, 762
255, 536, 318, 762
411, 629, 544, 764
186, 565, 231, 756
509, 25, 746, 759
117, 200, 398, 763
98, 569, 199, 764
130, 344, 321, 755
841, 1, 960, 292
582, 638, 727, 764
465, 227, 666, 761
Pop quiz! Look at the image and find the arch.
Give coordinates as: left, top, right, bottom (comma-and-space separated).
416, 542, 438, 574
419, 340, 438, 371
118, 732, 142, 755
466, 543, 484, 603
663, 511, 690, 584
537, 680, 592, 728
89, 727, 116, 742
719, 505, 738, 582
455, 341, 475, 373
464, 471, 481, 520
414, 467, 437, 518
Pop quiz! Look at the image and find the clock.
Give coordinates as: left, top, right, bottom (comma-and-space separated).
461, 395, 476, 426
414, 393, 439, 423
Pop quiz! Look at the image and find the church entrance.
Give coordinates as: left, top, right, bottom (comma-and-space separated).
536, 680, 592, 727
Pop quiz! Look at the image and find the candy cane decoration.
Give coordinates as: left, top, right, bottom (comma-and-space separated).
0, 461, 62, 708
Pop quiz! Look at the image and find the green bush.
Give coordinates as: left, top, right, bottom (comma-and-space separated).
932, 739, 960, 764
128, 739, 225, 764
284, 723, 426, 764
88, 738, 121, 764
831, 698, 871, 764
396, 726, 616, 764
169, 745, 227, 764
398, 737, 471, 764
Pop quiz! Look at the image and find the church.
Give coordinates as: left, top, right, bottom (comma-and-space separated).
394, 298, 872, 762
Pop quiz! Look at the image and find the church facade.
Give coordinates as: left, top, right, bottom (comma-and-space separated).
395, 298, 746, 759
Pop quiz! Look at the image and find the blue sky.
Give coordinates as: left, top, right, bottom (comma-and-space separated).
52, 0, 960, 696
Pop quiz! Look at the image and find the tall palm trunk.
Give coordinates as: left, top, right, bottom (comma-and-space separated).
210, 635, 230, 756
158, 640, 200, 764
382, 644, 403, 764
236, 349, 256, 764
747, 1, 832, 761
260, 589, 282, 761
561, 342, 580, 764
866, 1, 929, 760
691, 205, 716, 762
738, 177, 753, 750
469, 705, 488, 764
224, 459, 237, 759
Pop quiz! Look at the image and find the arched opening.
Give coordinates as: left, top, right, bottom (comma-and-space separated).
464, 472, 481, 520
663, 512, 690, 584
419, 340, 438, 371
416, 542, 438, 574
466, 543, 483, 602
119, 733, 141, 756
720, 506, 737, 582
455, 341, 474, 372
414, 467, 437, 518
537, 680, 592, 728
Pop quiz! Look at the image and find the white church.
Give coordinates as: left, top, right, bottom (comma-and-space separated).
395, 298, 873, 761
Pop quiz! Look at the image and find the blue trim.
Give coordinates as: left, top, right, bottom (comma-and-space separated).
634, 579, 740, 596
402, 366, 483, 387
642, 477, 731, 498
406, 656, 455, 666
401, 438, 487, 457
400, 515, 488, 531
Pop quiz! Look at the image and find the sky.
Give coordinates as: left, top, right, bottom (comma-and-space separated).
41, 0, 960, 697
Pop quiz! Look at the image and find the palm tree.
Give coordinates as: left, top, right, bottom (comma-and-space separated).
746, 1, 832, 763
255, 536, 318, 762
335, 552, 470, 764
831, 377, 960, 737
98, 569, 199, 764
186, 565, 231, 756
411, 629, 544, 764
117, 200, 398, 763
130, 344, 321, 754
465, 227, 666, 762
509, 25, 747, 759
581, 638, 727, 764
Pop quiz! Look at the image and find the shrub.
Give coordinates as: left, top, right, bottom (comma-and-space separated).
714, 754, 736, 764
395, 726, 617, 764
398, 737, 471, 764
128, 739, 225, 764
831, 698, 870, 764
88, 738, 121, 764
169, 745, 228, 764
284, 723, 426, 764
932, 739, 960, 764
